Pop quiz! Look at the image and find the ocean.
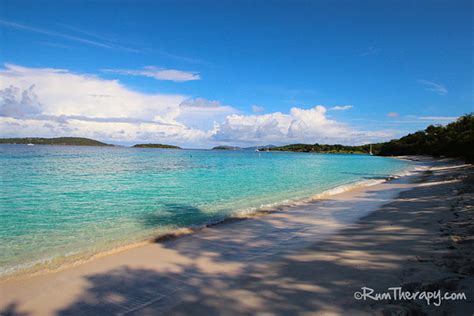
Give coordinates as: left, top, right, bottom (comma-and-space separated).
0, 145, 412, 277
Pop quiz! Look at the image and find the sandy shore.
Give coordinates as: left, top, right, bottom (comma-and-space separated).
1, 159, 472, 315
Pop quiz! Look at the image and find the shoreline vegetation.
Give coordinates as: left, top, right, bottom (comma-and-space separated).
1, 113, 471, 162
268, 113, 473, 163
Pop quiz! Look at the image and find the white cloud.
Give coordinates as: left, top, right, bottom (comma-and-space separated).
0, 85, 42, 118
0, 116, 210, 144
251, 105, 265, 113
0, 64, 186, 121
418, 79, 448, 95
212, 105, 394, 146
0, 64, 399, 147
177, 98, 238, 130
0, 64, 228, 146
103, 66, 200, 82
330, 105, 353, 111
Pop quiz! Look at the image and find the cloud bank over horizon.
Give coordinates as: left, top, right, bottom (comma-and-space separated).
0, 64, 400, 147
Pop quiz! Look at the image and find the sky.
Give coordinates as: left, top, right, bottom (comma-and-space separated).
0, 0, 472, 148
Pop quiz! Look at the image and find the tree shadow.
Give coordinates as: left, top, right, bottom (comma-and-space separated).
340, 171, 396, 180
139, 203, 220, 229
3, 164, 473, 315
0, 303, 29, 316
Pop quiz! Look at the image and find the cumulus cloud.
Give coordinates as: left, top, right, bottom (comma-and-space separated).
103, 66, 200, 82
0, 85, 42, 118
212, 105, 394, 146
418, 79, 448, 95
0, 64, 398, 147
330, 105, 353, 111
177, 98, 238, 130
0, 64, 188, 122
0, 64, 228, 146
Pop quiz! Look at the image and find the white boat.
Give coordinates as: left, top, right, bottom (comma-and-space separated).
27, 143, 34, 146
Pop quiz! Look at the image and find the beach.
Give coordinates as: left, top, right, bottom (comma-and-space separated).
0, 146, 412, 279
1, 0, 472, 313
1, 158, 472, 315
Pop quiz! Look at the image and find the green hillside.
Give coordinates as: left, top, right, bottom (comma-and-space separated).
266, 114, 473, 163
378, 113, 473, 162
133, 143, 181, 149
269, 143, 371, 154
212, 146, 241, 150
0, 137, 112, 146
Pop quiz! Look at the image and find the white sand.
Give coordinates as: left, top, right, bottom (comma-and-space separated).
1, 159, 472, 315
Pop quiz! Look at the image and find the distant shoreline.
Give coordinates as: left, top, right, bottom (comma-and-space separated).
0, 137, 112, 147
1, 112, 472, 163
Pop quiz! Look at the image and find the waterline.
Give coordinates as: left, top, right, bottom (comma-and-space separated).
0, 145, 415, 278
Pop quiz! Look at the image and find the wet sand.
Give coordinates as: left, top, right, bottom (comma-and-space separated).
1, 159, 472, 315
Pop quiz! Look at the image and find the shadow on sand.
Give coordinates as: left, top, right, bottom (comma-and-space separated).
2, 165, 473, 315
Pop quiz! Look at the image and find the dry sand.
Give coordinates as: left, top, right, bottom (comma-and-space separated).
1, 158, 473, 315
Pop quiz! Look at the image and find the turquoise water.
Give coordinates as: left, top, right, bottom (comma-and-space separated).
0, 145, 411, 276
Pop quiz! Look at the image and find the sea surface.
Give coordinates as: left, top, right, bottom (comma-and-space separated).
0, 145, 412, 277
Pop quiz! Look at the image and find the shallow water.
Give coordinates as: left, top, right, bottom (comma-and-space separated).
0, 145, 412, 276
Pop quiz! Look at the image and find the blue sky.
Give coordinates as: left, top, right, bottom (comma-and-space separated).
0, 0, 472, 147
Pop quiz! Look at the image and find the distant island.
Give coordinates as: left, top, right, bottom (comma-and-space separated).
247, 145, 276, 151
133, 143, 181, 149
0, 137, 112, 147
212, 145, 241, 150
212, 145, 276, 151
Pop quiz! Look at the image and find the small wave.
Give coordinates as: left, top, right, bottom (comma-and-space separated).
1, 165, 424, 280
227, 165, 424, 219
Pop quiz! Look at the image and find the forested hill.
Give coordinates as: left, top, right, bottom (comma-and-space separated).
212, 145, 241, 150
377, 114, 473, 162
133, 143, 181, 149
0, 137, 112, 146
269, 143, 372, 154
268, 114, 473, 163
